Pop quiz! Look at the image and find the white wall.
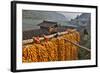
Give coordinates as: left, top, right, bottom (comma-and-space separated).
0, 0, 99, 73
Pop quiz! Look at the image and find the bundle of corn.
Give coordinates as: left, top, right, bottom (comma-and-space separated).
63, 30, 80, 60
41, 41, 58, 61
55, 37, 66, 61
22, 43, 49, 63
22, 45, 38, 62
22, 29, 80, 63
34, 43, 49, 62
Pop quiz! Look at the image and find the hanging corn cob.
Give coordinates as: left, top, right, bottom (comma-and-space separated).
22, 29, 80, 63
22, 44, 38, 63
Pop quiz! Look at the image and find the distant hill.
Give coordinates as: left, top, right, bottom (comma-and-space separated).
69, 13, 91, 27
23, 10, 67, 21
22, 10, 67, 31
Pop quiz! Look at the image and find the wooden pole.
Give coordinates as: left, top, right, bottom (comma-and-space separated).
64, 39, 90, 52
22, 30, 69, 45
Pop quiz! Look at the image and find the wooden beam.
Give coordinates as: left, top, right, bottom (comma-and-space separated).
22, 30, 69, 45
64, 39, 90, 52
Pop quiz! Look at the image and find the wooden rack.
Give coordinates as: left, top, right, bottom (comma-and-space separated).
22, 29, 90, 52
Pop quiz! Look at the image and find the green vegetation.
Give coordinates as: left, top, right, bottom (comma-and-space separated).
78, 33, 91, 60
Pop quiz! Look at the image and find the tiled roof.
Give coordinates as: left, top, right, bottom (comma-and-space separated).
38, 21, 57, 28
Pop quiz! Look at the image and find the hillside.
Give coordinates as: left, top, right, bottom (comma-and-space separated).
22, 10, 67, 30
23, 10, 67, 20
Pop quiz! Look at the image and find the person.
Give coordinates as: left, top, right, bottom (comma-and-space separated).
84, 29, 88, 35
83, 29, 88, 41
33, 36, 40, 43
